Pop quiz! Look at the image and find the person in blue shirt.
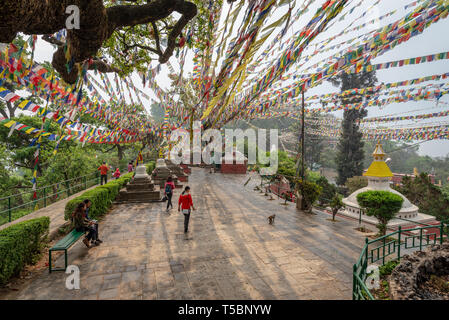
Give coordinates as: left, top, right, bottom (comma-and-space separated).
83, 199, 102, 244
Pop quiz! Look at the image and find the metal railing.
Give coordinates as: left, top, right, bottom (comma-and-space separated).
352, 222, 448, 300
0, 172, 100, 226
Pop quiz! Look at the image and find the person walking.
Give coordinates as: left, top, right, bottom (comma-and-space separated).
178, 186, 195, 233
164, 176, 175, 212
98, 161, 109, 185
113, 167, 121, 179
127, 162, 134, 173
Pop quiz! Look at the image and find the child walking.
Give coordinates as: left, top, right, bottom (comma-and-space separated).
164, 176, 175, 212
178, 186, 195, 233
112, 167, 121, 179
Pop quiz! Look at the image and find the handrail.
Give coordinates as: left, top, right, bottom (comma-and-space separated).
0, 165, 131, 225
0, 172, 101, 225
0, 172, 98, 202
352, 222, 448, 300
0, 176, 99, 214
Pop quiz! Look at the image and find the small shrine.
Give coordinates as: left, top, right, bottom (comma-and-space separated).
116, 165, 161, 202
165, 159, 188, 182
341, 142, 438, 228
151, 159, 182, 188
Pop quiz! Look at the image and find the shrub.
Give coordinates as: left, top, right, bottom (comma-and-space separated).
306, 171, 322, 183
345, 176, 368, 194
330, 194, 345, 221
64, 173, 133, 221
357, 191, 404, 235
296, 179, 322, 212
146, 161, 156, 175
0, 216, 50, 285
316, 176, 337, 206
379, 260, 399, 277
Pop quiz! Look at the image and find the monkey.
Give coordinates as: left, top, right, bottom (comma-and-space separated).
267, 214, 276, 225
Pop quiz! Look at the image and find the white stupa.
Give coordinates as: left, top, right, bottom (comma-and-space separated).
341, 142, 435, 226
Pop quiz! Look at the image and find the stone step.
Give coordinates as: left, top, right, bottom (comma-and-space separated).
117, 190, 161, 202
126, 184, 155, 191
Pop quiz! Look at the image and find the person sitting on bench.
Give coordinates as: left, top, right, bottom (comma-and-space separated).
83, 199, 102, 244
72, 202, 99, 248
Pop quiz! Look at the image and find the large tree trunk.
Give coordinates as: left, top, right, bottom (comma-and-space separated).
116, 144, 124, 161
0, 0, 196, 84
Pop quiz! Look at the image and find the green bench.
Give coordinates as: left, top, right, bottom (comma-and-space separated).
49, 229, 85, 273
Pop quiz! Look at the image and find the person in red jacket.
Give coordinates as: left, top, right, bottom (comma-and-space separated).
112, 167, 121, 179
178, 186, 195, 233
98, 161, 109, 185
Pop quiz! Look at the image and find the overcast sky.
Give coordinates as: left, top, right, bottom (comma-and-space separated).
24, 0, 449, 158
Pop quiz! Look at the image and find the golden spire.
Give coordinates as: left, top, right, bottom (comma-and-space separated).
363, 142, 393, 178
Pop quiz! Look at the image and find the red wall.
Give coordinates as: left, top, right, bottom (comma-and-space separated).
220, 163, 247, 174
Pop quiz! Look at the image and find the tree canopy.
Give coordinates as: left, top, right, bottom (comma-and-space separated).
0, 0, 219, 84
330, 63, 377, 186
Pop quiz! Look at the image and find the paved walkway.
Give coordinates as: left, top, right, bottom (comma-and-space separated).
12, 168, 367, 300
0, 185, 97, 239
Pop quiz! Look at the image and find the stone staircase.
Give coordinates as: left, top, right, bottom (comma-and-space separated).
116, 165, 161, 203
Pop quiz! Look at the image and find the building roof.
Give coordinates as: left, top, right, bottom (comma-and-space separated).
363, 142, 393, 178
372, 142, 386, 158
363, 161, 393, 177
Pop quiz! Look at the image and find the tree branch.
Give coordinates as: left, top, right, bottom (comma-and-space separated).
89, 59, 121, 74
158, 1, 196, 63
151, 22, 162, 55
104, 145, 117, 153
0, 107, 9, 119
14, 163, 33, 170
2, 0, 198, 84
42, 34, 64, 46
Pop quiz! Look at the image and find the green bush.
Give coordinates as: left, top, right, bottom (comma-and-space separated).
357, 191, 404, 235
306, 171, 322, 183
296, 179, 322, 212
379, 260, 399, 277
0, 216, 50, 285
146, 161, 156, 175
316, 176, 337, 206
64, 173, 133, 221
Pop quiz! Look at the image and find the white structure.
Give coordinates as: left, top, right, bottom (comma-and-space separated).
134, 165, 149, 179
341, 142, 435, 226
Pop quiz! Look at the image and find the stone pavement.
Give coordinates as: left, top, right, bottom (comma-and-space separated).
13, 168, 367, 300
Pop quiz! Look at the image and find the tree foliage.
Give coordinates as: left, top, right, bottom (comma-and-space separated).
345, 176, 368, 194
1, 0, 214, 84
330, 64, 377, 185
394, 173, 449, 223
316, 176, 337, 206
357, 190, 403, 235
330, 193, 344, 221
296, 178, 322, 212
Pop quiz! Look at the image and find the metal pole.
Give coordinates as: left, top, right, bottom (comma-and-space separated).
365, 238, 369, 264
295, 91, 306, 210
352, 264, 357, 300
419, 228, 423, 251
43, 187, 47, 207
397, 226, 401, 261
301, 91, 305, 183
8, 197, 11, 222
